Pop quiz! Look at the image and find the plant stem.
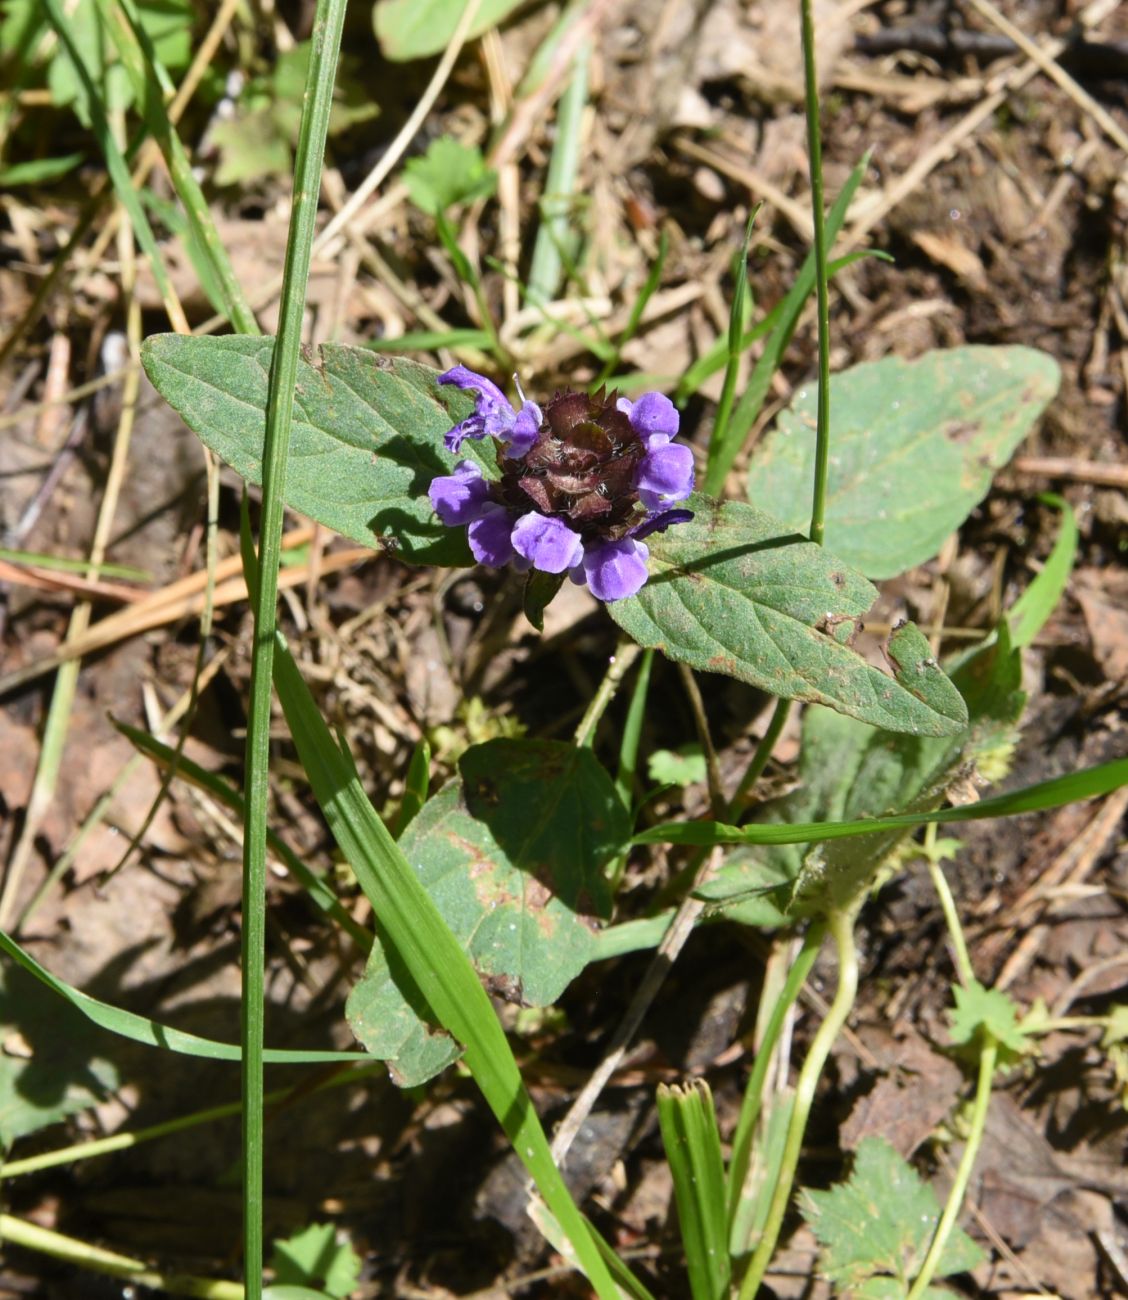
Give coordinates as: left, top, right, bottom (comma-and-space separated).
736, 904, 859, 1299
730, 698, 791, 815
799, 0, 832, 545
239, 2, 346, 1294
726, 919, 826, 1234
925, 826, 974, 987
905, 1034, 997, 1299
574, 638, 640, 747
0, 1214, 243, 1299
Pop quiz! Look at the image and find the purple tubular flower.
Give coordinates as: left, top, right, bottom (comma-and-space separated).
428, 460, 493, 525
511, 512, 584, 574
439, 366, 542, 458
636, 440, 694, 510
467, 504, 516, 566
579, 539, 651, 602
617, 392, 680, 447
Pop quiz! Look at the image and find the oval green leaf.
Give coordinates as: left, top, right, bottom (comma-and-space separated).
140, 333, 483, 565
746, 346, 1061, 579
608, 496, 968, 737
346, 740, 626, 1085
373, 0, 525, 61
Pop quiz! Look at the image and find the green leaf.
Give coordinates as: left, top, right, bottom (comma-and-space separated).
0, 927, 364, 1065
801, 1137, 984, 1289
0, 965, 119, 1146
608, 495, 967, 737
347, 739, 624, 1085
269, 1222, 361, 1299
404, 136, 497, 216
648, 745, 707, 787
1006, 493, 1077, 649
373, 0, 525, 60
639, 756, 1128, 846
0, 152, 87, 185
140, 334, 481, 565
268, 636, 623, 1296
42, 0, 193, 120
210, 109, 293, 185
656, 1080, 730, 1300
747, 347, 1061, 579
949, 979, 1032, 1065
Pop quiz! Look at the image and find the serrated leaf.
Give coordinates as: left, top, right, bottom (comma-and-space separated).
802, 1138, 983, 1289
608, 495, 967, 737
747, 347, 1061, 579
648, 745, 707, 787
0, 964, 119, 1146
404, 136, 497, 216
346, 740, 626, 1085
373, 0, 525, 61
268, 1222, 360, 1299
949, 979, 1032, 1063
140, 334, 482, 565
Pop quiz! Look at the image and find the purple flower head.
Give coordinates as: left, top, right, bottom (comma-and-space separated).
429, 375, 695, 604
439, 366, 542, 457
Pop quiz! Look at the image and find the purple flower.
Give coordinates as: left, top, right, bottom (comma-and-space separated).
636, 440, 694, 510
617, 392, 679, 446
579, 539, 651, 602
439, 365, 542, 457
467, 504, 516, 566
428, 460, 493, 525
511, 513, 584, 573
429, 371, 695, 604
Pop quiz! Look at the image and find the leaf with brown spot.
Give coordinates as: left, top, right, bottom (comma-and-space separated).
609, 495, 968, 736
346, 740, 627, 1086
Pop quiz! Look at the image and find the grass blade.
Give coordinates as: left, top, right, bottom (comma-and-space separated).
657, 1079, 731, 1299
96, 0, 259, 334
40, 0, 187, 333
0, 928, 363, 1065
637, 757, 1128, 847
237, 1, 348, 1291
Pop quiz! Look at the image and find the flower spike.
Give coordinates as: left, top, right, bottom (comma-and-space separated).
429, 376, 694, 603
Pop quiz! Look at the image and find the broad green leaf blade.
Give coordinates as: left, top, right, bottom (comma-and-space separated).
801, 1138, 983, 1288
140, 334, 480, 565
268, 1222, 361, 1299
347, 740, 625, 1085
747, 346, 1061, 579
373, 0, 523, 60
608, 496, 968, 737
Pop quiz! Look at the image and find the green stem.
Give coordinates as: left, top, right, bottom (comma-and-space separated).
905, 1035, 997, 1300
730, 699, 791, 816
0, 1064, 377, 1180
736, 905, 859, 1299
925, 827, 974, 987
799, 0, 832, 545
726, 919, 826, 1233
239, 3, 347, 1294
573, 638, 640, 747
0, 1214, 243, 1299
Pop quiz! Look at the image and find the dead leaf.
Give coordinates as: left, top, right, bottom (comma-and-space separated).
912, 229, 990, 292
